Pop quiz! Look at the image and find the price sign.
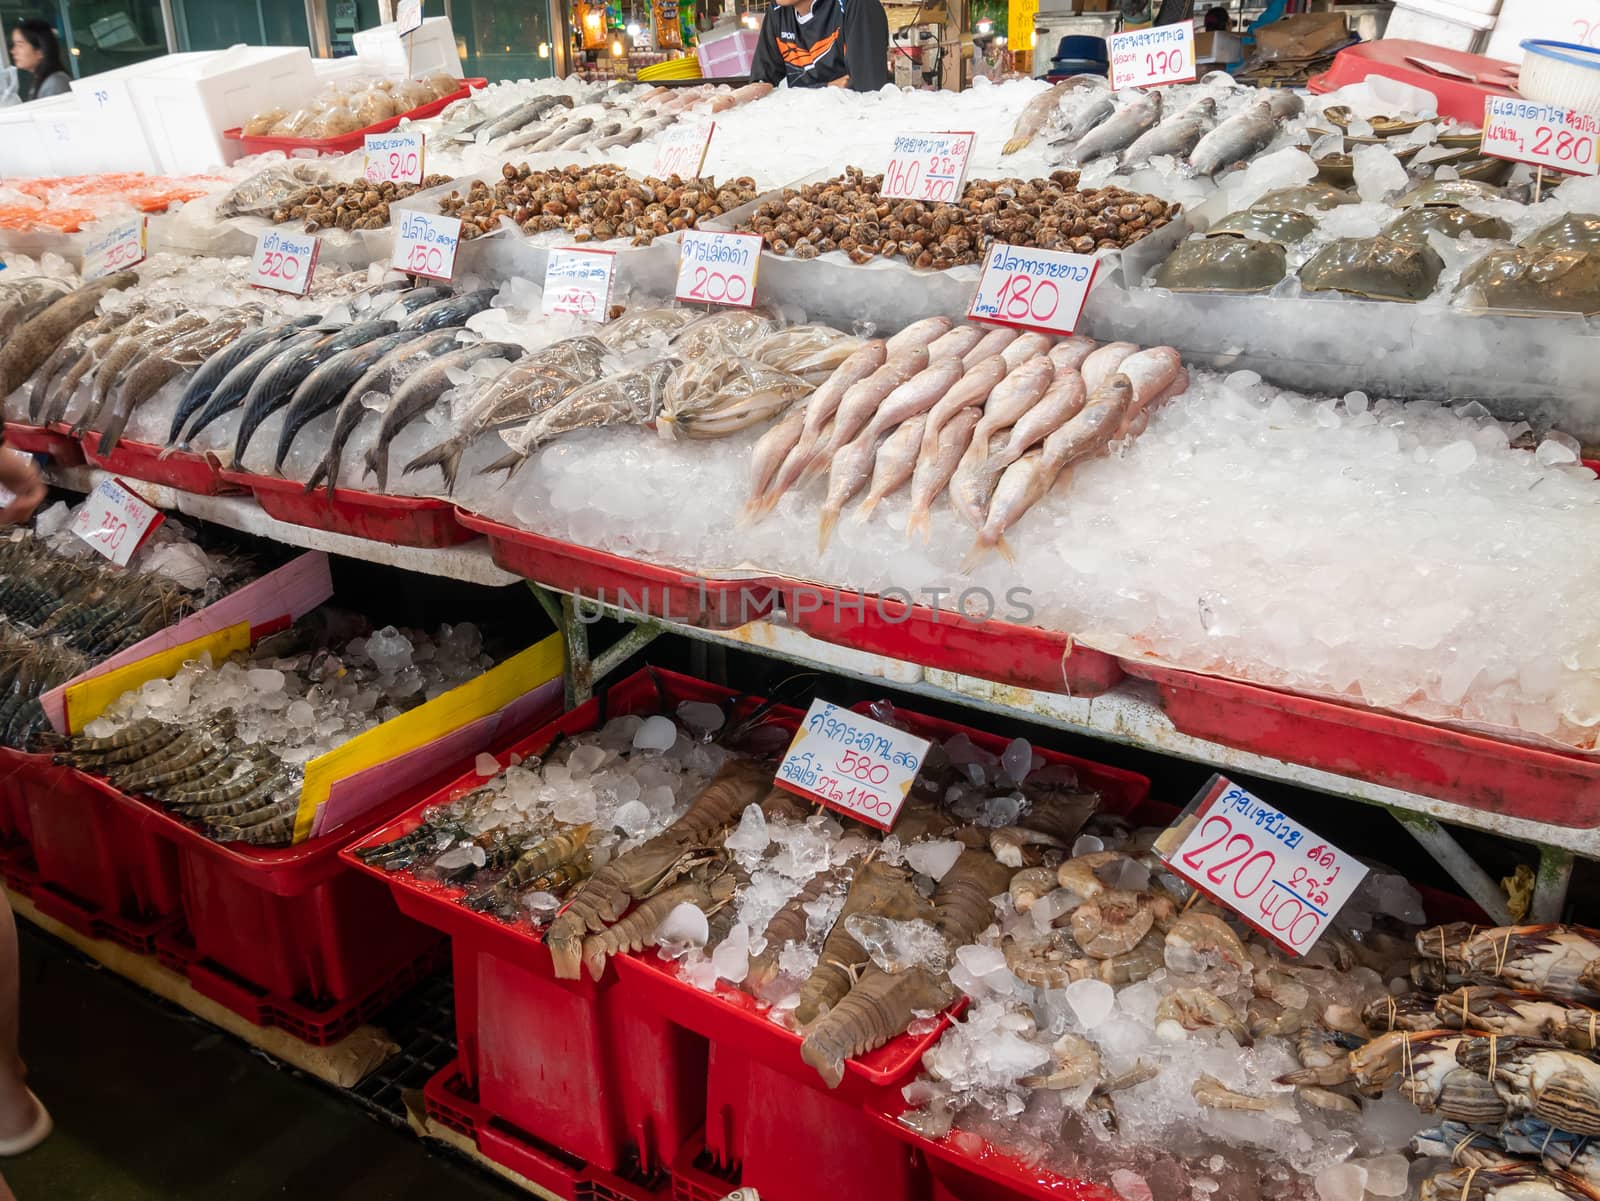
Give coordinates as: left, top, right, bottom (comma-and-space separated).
396, 0, 423, 35
967, 243, 1097, 335
542, 247, 616, 321
652, 120, 715, 180
70, 477, 164, 567
390, 210, 461, 281
774, 699, 931, 832
1156, 775, 1368, 956
248, 229, 319, 295
83, 216, 147, 281
364, 130, 425, 185
1109, 20, 1196, 90
882, 131, 976, 203
676, 230, 761, 309
1482, 96, 1600, 177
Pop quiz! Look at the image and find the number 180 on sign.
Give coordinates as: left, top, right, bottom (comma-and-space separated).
967, 243, 1098, 335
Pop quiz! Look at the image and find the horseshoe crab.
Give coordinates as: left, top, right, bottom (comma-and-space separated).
1457, 155, 1518, 186
1314, 145, 1419, 188
1523, 213, 1600, 254
1400, 178, 1505, 209
1256, 184, 1357, 212
1321, 106, 1430, 139
1208, 205, 1317, 244
1383, 206, 1512, 245
1455, 247, 1600, 317
1153, 237, 1287, 293
1301, 236, 1444, 302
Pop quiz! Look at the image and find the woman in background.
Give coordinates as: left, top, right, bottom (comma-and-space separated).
9, 20, 71, 101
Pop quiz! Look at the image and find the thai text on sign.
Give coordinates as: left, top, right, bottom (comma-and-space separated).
391, 210, 461, 281
1156, 774, 1369, 956
675, 230, 761, 308
1482, 96, 1600, 177
775, 699, 930, 832
968, 243, 1098, 335
70, 477, 164, 567
365, 130, 425, 185
248, 229, 319, 295
84, 216, 147, 280
1109, 21, 1196, 90
652, 120, 715, 180
542, 247, 616, 321
882, 131, 976, 203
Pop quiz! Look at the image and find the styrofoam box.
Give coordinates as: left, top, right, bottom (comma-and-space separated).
0, 104, 56, 179
128, 46, 317, 174
1487, 0, 1600, 63
1384, 0, 1498, 53
351, 16, 463, 80
28, 94, 107, 176
70, 53, 212, 174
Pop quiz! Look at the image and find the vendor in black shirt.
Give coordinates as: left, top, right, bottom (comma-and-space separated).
749, 0, 890, 92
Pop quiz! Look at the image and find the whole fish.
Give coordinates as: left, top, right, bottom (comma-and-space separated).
970, 369, 1086, 504
235, 320, 399, 464
592, 124, 644, 151
961, 326, 1020, 369
368, 341, 534, 489
1122, 369, 1187, 440
1122, 97, 1217, 168
919, 353, 1008, 459
817, 426, 879, 553
169, 318, 318, 445
906, 406, 983, 542
380, 285, 453, 317
808, 347, 929, 474
304, 330, 467, 495
484, 94, 573, 141
1047, 336, 1098, 375
861, 356, 965, 440
885, 316, 953, 357
1267, 91, 1304, 120
400, 288, 497, 333
926, 325, 986, 362
97, 309, 260, 455
1055, 84, 1117, 147
179, 329, 325, 446
28, 307, 136, 423
950, 357, 1055, 527
1114, 347, 1184, 436
1060, 92, 1162, 166
0, 278, 71, 344
745, 402, 809, 517
758, 338, 886, 514
656, 357, 809, 440
1000, 332, 1057, 372
488, 360, 677, 478
522, 116, 594, 154
854, 414, 927, 523
273, 329, 430, 472
1004, 81, 1072, 155
963, 449, 1045, 569
0, 272, 138, 402
1189, 99, 1278, 178
41, 314, 154, 428
1081, 342, 1139, 393
78, 311, 207, 436
573, 120, 622, 147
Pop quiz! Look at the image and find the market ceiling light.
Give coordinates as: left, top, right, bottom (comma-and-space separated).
625, 21, 641, 36
976, 19, 992, 34
538, 41, 550, 56
612, 37, 624, 55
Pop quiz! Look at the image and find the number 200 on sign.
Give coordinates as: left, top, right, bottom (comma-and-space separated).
682, 267, 748, 304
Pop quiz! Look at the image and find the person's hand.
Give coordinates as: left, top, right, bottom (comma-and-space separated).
0, 449, 46, 526
828, 74, 850, 87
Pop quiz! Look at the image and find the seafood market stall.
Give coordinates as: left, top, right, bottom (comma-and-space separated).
5, 44, 1600, 1201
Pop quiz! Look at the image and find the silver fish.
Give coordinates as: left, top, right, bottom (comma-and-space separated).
1050, 93, 1116, 148
1060, 92, 1162, 166
1122, 97, 1217, 168
1189, 99, 1279, 178
489, 359, 677, 476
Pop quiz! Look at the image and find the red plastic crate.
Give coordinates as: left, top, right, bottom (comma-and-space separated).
4, 422, 84, 466
772, 581, 1125, 698
424, 1059, 671, 1201
222, 79, 487, 155
871, 1112, 1116, 1201
80, 435, 238, 496
1120, 660, 1600, 828
1309, 41, 1519, 125
455, 509, 779, 629
224, 470, 472, 547
0, 747, 39, 859
669, 1131, 740, 1201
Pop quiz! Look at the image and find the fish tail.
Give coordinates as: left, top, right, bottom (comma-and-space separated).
1002, 136, 1030, 155
905, 504, 931, 543
402, 437, 463, 492
959, 536, 994, 575
852, 492, 881, 525
995, 534, 1016, 565
817, 506, 841, 555
363, 445, 386, 491
304, 458, 329, 495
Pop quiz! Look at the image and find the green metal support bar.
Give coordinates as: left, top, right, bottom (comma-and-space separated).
1390, 810, 1514, 926
1533, 845, 1575, 924
529, 583, 664, 708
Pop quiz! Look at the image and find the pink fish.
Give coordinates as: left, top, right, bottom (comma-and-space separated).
960, 327, 1020, 369
906, 406, 982, 543
1048, 335, 1097, 374
817, 426, 880, 553
1112, 347, 1182, 435
972, 356, 1054, 444
917, 353, 1008, 464
744, 402, 809, 520
1080, 341, 1138, 393
805, 346, 928, 477
927, 325, 987, 362
863, 356, 965, 440
885, 316, 953, 357
1000, 331, 1057, 372
854, 415, 928, 523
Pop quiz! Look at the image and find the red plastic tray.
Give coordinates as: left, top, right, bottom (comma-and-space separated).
1120, 659, 1600, 827
4, 422, 84, 466
222, 79, 487, 155
225, 469, 472, 547
80, 434, 239, 496
455, 509, 779, 628
1309, 41, 1519, 125
772, 580, 1125, 697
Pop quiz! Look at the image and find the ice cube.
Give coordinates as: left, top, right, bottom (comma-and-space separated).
999, 737, 1032, 784
653, 900, 710, 949
433, 846, 475, 870
676, 700, 725, 735
1361, 1154, 1409, 1197
246, 668, 285, 693
1352, 144, 1408, 203
711, 921, 751, 984
904, 839, 963, 881
1064, 978, 1115, 1028
1537, 434, 1580, 466
613, 799, 652, 836
1071, 835, 1104, 856
523, 891, 561, 918
956, 943, 1009, 979
633, 715, 678, 752
475, 752, 500, 777
1433, 440, 1476, 474
1315, 1163, 1367, 1201
1110, 1170, 1153, 1201
725, 803, 770, 855
567, 744, 607, 778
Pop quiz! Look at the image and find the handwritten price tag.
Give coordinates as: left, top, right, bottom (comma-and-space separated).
391, 210, 461, 281
365, 130, 425, 185
1482, 96, 1600, 177
676, 230, 761, 309
1156, 775, 1368, 956
1109, 20, 1196, 90
542, 247, 616, 322
249, 229, 319, 295
652, 120, 714, 180
967, 243, 1098, 335
882, 131, 976, 203
83, 216, 147, 281
396, 0, 423, 35
774, 699, 930, 832
70, 477, 164, 567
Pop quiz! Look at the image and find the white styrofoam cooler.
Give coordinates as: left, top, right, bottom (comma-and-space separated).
68, 53, 211, 174
127, 46, 317, 174
351, 16, 463, 79
1487, 0, 1600, 63
1384, 0, 1500, 53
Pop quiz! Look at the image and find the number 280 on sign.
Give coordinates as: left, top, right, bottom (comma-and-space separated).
1482, 96, 1600, 177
